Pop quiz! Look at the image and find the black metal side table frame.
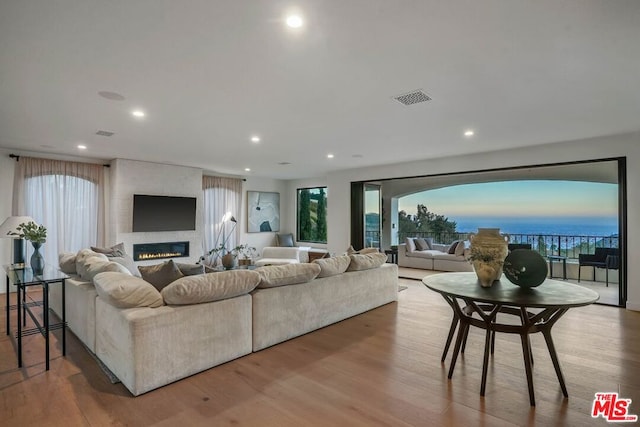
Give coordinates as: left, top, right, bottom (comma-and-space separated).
5, 267, 67, 370
547, 255, 567, 280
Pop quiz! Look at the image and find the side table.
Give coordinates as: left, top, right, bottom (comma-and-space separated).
384, 249, 398, 264
547, 255, 567, 280
5, 265, 68, 370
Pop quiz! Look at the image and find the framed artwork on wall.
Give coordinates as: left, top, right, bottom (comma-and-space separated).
247, 191, 280, 232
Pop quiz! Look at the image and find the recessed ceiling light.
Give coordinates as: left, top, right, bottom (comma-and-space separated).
286, 15, 304, 28
77, 144, 87, 150
464, 130, 475, 137
244, 168, 251, 172
251, 136, 260, 143
132, 110, 145, 118
327, 154, 334, 159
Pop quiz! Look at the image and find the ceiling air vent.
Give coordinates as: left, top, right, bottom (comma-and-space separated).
393, 90, 432, 106
96, 130, 114, 137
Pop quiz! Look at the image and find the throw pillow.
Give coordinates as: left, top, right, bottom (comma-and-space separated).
256, 263, 321, 288
414, 238, 431, 251
58, 252, 77, 274
404, 237, 417, 253
346, 252, 388, 271
161, 270, 260, 305
138, 260, 185, 292
76, 251, 108, 279
447, 241, 460, 255
175, 262, 205, 276
84, 259, 132, 281
91, 242, 126, 257
93, 272, 163, 309
108, 254, 141, 277
276, 233, 295, 247
313, 255, 351, 278
358, 247, 379, 254
346, 245, 357, 255
455, 240, 466, 256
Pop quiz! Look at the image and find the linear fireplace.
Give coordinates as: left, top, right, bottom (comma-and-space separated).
133, 241, 190, 261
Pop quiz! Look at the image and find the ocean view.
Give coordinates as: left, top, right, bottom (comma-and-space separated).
450, 216, 618, 237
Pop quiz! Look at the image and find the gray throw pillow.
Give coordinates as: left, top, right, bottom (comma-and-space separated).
414, 238, 432, 251
276, 233, 295, 247
91, 242, 126, 257
138, 259, 185, 291
175, 262, 205, 276
108, 254, 141, 277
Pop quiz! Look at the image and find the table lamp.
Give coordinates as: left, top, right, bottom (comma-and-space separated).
0, 215, 36, 268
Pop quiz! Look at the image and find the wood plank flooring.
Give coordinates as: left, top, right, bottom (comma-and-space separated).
1, 279, 639, 426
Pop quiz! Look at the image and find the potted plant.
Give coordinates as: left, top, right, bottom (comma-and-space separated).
236, 245, 258, 267
10, 221, 47, 274
200, 243, 257, 269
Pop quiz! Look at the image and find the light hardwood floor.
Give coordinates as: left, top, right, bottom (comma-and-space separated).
1, 280, 639, 426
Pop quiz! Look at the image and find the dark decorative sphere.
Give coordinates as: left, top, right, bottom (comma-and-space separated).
503, 249, 548, 288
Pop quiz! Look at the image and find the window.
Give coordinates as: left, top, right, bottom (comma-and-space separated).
202, 176, 242, 264
15, 157, 104, 265
297, 187, 327, 243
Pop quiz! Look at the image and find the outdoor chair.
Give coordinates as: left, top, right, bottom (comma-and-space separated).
578, 248, 620, 287
508, 243, 532, 252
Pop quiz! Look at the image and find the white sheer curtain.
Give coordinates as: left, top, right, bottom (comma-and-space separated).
12, 157, 106, 265
202, 175, 242, 265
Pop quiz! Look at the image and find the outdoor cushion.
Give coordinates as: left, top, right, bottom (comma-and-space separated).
256, 263, 321, 288
404, 237, 417, 252
406, 250, 438, 259
447, 241, 460, 254
93, 272, 164, 309
161, 270, 260, 305
347, 252, 387, 271
313, 255, 351, 278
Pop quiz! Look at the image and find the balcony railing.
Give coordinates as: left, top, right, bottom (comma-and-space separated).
388, 231, 619, 260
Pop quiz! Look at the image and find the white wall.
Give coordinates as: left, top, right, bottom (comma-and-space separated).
239, 177, 289, 256
110, 159, 204, 265
311, 131, 640, 310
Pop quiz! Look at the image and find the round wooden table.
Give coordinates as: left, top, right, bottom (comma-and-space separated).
423, 272, 599, 406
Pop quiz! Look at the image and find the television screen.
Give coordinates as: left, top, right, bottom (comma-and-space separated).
132, 194, 197, 232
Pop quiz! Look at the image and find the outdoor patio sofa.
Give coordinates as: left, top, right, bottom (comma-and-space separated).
398, 237, 473, 272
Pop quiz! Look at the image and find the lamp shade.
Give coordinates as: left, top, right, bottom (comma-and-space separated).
0, 216, 37, 239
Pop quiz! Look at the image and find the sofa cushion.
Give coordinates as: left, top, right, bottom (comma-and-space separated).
404, 237, 416, 253
93, 272, 164, 308
107, 254, 141, 277
161, 270, 260, 305
76, 249, 104, 278
455, 240, 467, 256
91, 242, 126, 257
175, 262, 205, 276
414, 238, 433, 251
138, 260, 185, 291
313, 255, 351, 278
58, 252, 77, 274
358, 247, 379, 254
84, 258, 132, 281
256, 263, 321, 288
447, 240, 460, 254
347, 252, 388, 271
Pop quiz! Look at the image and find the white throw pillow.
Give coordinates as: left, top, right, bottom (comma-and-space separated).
313, 255, 351, 278
94, 272, 163, 308
405, 237, 417, 253
162, 270, 260, 305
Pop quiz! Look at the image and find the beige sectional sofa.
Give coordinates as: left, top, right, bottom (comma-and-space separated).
53, 249, 398, 396
398, 238, 473, 272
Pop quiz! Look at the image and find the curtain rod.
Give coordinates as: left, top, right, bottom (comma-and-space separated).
9, 153, 110, 167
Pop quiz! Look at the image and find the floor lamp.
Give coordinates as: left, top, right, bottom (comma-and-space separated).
0, 215, 36, 268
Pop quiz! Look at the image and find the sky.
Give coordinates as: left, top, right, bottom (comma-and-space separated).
397, 180, 618, 218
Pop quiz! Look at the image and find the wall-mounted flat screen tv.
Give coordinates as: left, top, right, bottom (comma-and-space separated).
132, 194, 197, 232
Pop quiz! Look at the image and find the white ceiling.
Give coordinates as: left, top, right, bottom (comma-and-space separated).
1, 1, 639, 179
